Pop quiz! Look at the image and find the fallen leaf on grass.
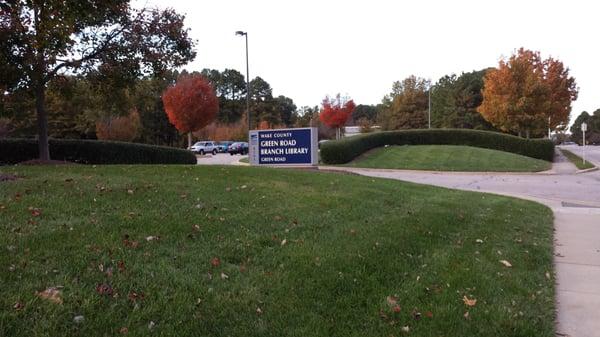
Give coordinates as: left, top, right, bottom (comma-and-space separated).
386, 296, 398, 306
464, 311, 470, 320
280, 239, 287, 246
499, 260, 512, 267
122, 235, 139, 248
36, 287, 63, 304
13, 302, 24, 311
475, 239, 484, 244
256, 307, 263, 315
128, 291, 145, 302
117, 260, 126, 273
393, 305, 401, 313
96, 283, 114, 296
28, 207, 41, 217
210, 257, 221, 267
220, 272, 228, 280
119, 327, 129, 334
462, 296, 477, 307
401, 326, 410, 333
425, 311, 433, 318
145, 236, 159, 242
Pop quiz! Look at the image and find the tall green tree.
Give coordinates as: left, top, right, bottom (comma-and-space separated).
430, 69, 495, 130
273, 95, 297, 127
570, 110, 600, 145
0, 1, 195, 159
201, 68, 246, 123
351, 104, 379, 124
379, 76, 429, 130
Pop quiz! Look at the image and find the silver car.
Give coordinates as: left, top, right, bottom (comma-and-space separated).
189, 141, 218, 155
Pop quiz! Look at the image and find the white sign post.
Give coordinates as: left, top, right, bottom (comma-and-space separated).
582, 122, 587, 165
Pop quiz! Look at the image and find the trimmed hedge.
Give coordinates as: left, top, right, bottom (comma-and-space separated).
320, 129, 554, 164
0, 138, 197, 165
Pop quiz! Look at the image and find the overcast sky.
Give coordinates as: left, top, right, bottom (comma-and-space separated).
145, 0, 597, 120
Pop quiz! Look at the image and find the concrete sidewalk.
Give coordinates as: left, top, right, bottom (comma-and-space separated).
321, 165, 600, 337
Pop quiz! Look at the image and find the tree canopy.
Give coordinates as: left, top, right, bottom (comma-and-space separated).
478, 48, 578, 138
0, 0, 195, 159
162, 74, 219, 146
379, 76, 428, 130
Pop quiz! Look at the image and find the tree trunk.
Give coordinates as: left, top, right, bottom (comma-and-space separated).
35, 84, 50, 160
188, 132, 192, 149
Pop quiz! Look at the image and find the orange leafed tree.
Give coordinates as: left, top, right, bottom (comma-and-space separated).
478, 48, 578, 138
319, 94, 356, 139
162, 74, 219, 147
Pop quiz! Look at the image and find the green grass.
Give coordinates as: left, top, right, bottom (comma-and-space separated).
0, 165, 555, 336
560, 148, 596, 170
344, 145, 552, 172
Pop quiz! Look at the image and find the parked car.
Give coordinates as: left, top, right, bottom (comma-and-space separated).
216, 141, 234, 153
189, 141, 218, 155
227, 142, 248, 155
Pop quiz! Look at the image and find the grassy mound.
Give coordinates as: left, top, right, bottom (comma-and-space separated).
345, 145, 552, 172
0, 165, 555, 336
320, 129, 554, 164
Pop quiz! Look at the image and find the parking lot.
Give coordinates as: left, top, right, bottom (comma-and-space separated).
195, 152, 247, 165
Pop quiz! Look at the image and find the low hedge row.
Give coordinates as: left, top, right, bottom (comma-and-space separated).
320, 129, 555, 164
0, 138, 197, 165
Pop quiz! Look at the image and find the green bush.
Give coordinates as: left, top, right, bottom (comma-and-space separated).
320, 129, 554, 164
0, 138, 197, 165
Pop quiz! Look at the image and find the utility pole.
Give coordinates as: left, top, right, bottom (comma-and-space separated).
428, 80, 432, 129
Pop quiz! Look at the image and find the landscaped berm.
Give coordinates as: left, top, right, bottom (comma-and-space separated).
0, 165, 555, 336
345, 145, 551, 172
320, 129, 555, 166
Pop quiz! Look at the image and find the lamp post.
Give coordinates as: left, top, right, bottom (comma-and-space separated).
236, 30, 250, 131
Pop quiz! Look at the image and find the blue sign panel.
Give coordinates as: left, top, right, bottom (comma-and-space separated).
249, 128, 317, 166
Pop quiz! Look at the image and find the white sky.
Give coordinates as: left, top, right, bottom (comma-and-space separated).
146, 0, 597, 120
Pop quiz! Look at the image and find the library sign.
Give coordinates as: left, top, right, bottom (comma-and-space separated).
249, 127, 318, 166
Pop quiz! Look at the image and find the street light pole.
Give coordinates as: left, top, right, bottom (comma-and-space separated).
236, 31, 250, 131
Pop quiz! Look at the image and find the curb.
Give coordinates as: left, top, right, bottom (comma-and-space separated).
576, 166, 599, 174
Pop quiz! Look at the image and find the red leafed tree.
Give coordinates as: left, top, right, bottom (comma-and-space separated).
162, 75, 219, 148
319, 94, 356, 139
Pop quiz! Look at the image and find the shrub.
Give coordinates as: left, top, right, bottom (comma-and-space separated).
320, 129, 554, 164
0, 138, 197, 165
96, 109, 141, 142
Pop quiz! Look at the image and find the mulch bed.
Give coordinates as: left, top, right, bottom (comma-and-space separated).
18, 159, 76, 165
0, 173, 19, 182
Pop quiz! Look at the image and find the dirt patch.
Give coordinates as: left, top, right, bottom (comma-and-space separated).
18, 159, 76, 165
0, 173, 19, 182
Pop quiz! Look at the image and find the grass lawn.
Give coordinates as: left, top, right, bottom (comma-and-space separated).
344, 145, 552, 172
0, 165, 555, 336
560, 148, 596, 170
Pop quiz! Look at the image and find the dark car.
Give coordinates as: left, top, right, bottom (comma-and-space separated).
228, 142, 248, 155
216, 141, 234, 153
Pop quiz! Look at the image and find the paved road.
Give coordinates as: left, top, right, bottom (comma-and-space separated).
195, 153, 247, 165
560, 144, 600, 167
322, 163, 600, 337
